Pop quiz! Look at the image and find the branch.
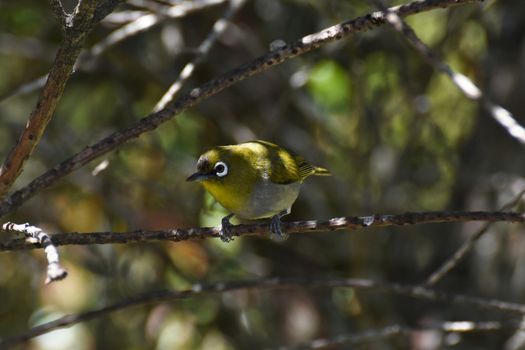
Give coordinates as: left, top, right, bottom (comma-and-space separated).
2, 276, 525, 348
92, 0, 125, 24
1, 211, 522, 251
291, 321, 525, 350
423, 189, 525, 286
49, 0, 69, 29
153, 0, 247, 111
126, 0, 226, 15
0, 0, 482, 218
2, 222, 67, 283
373, 0, 525, 145
0, 0, 228, 103
0, 0, 121, 200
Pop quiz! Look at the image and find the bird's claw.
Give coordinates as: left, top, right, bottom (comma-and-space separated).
270, 213, 289, 241
220, 214, 234, 242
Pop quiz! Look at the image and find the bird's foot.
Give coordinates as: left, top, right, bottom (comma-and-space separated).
219, 214, 235, 242
269, 210, 289, 241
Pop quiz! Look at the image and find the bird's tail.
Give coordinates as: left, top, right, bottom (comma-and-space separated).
296, 157, 331, 179
313, 166, 331, 176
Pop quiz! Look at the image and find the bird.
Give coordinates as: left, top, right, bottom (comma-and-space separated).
187, 140, 330, 242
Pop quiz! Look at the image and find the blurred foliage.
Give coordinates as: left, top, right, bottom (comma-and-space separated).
1, 0, 525, 349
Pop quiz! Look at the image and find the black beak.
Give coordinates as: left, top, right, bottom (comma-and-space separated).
186, 172, 212, 182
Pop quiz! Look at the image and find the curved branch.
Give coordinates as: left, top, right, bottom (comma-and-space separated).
0, 0, 482, 218
2, 276, 525, 349
1, 211, 522, 251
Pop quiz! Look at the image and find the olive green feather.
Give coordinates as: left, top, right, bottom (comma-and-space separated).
251, 140, 330, 184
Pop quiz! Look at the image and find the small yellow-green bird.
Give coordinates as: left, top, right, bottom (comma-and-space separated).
187, 140, 330, 241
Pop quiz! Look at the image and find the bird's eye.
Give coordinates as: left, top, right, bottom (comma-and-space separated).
214, 161, 228, 177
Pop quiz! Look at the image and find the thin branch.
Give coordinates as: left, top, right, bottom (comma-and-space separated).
0, 0, 482, 218
290, 321, 525, 350
3, 276, 525, 349
88, 0, 226, 58
0, 0, 107, 200
49, 0, 69, 30
2, 222, 67, 283
1, 211, 522, 251
92, 0, 126, 24
424, 189, 525, 286
0, 0, 226, 103
153, 0, 246, 111
126, 0, 226, 16
505, 316, 525, 350
0, 76, 50, 103
374, 0, 525, 145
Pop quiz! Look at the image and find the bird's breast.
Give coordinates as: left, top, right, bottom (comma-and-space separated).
236, 180, 301, 220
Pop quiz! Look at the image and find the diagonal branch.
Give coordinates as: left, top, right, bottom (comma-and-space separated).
1, 211, 522, 251
153, 0, 247, 111
0, 0, 482, 218
2, 276, 525, 348
373, 0, 525, 145
424, 189, 525, 286
0, 0, 120, 200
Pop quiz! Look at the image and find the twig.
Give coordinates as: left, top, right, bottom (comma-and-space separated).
373, 0, 525, 145
505, 316, 525, 350
1, 222, 67, 283
90, 14, 160, 57
0, 0, 482, 218
0, 0, 227, 103
2, 276, 525, 349
1, 211, 522, 251
289, 321, 525, 350
153, 0, 246, 111
0, 0, 120, 200
424, 189, 525, 286
126, 0, 226, 16
90, 0, 227, 57
49, 0, 69, 29
92, 0, 126, 24
0, 76, 48, 102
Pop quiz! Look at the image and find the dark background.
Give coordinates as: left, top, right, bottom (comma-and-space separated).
1, 0, 525, 349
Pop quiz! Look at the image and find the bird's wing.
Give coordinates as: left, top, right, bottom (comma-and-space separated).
251, 140, 330, 184
267, 150, 300, 184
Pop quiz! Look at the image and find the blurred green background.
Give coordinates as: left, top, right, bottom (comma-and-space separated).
1, 0, 525, 349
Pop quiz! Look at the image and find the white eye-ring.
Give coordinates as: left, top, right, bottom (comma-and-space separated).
214, 161, 228, 177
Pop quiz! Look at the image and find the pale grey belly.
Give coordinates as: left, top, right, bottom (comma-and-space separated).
236, 181, 301, 220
